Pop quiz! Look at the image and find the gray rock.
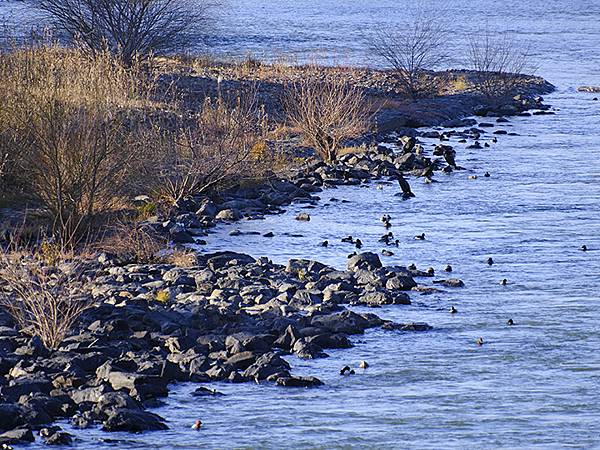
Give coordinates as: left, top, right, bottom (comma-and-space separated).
215, 209, 241, 221
432, 278, 465, 288
242, 352, 290, 380
385, 275, 417, 291
102, 409, 168, 432
347, 253, 382, 272
0, 427, 34, 445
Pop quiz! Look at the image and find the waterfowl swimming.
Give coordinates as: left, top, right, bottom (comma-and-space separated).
320, 240, 329, 247
501, 278, 508, 286
393, 239, 400, 247
381, 249, 394, 256
340, 365, 355, 375
444, 264, 453, 272
476, 337, 485, 346
507, 318, 514, 326
397, 173, 415, 199
449, 306, 457, 314
341, 235, 354, 243
355, 239, 363, 249
487, 257, 494, 265
484, 172, 491, 177
381, 214, 392, 223
414, 233, 426, 240
359, 360, 369, 369
408, 263, 417, 270
468, 175, 478, 180
379, 232, 393, 244
192, 420, 202, 430
581, 245, 588, 251
491, 137, 498, 143
484, 142, 490, 148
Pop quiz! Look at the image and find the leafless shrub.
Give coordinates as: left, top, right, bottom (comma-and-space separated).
31, 0, 218, 65
283, 78, 373, 164
0, 45, 157, 247
98, 221, 166, 263
146, 91, 269, 205
468, 31, 536, 98
372, 11, 449, 98
0, 252, 94, 349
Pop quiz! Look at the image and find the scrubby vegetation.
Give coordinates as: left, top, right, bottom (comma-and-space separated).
283, 76, 373, 163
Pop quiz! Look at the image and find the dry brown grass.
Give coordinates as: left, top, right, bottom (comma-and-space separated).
0, 45, 160, 247
98, 221, 167, 264
0, 251, 95, 349
144, 90, 271, 205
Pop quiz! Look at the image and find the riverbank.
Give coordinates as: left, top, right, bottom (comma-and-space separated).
0, 50, 558, 446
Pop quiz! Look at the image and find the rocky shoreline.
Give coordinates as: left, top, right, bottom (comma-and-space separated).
0, 72, 556, 446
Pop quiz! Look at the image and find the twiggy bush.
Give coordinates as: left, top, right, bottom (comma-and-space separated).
283, 78, 372, 164
468, 31, 535, 99
0, 252, 94, 350
0, 45, 157, 247
98, 221, 166, 263
372, 11, 448, 98
147, 92, 269, 205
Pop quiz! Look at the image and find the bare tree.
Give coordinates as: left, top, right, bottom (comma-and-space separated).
283, 77, 373, 164
468, 30, 535, 98
31, 0, 217, 64
0, 252, 95, 350
372, 11, 449, 98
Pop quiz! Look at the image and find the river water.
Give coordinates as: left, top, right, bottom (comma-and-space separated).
3, 0, 600, 448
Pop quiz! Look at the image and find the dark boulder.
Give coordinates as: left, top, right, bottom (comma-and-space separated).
275, 376, 323, 388
102, 409, 168, 432
242, 352, 290, 380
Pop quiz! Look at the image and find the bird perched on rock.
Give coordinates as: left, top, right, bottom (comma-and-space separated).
420, 164, 434, 179
355, 239, 363, 249
408, 263, 417, 270
427, 267, 435, 276
340, 365, 355, 375
443, 148, 457, 168
414, 233, 426, 240
192, 420, 203, 430
397, 173, 415, 199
